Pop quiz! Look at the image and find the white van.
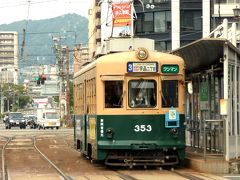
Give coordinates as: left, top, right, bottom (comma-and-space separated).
37, 108, 60, 129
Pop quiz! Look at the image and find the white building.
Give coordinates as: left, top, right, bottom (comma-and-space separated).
0, 31, 18, 84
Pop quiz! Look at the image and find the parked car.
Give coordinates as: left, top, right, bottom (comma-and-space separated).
5, 112, 26, 129
26, 115, 37, 129
3, 113, 8, 123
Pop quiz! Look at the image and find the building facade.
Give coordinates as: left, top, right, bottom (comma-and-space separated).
211, 0, 240, 28
0, 31, 18, 84
88, 0, 101, 59
87, 0, 203, 53
134, 0, 202, 52
87, 0, 240, 53
73, 44, 90, 72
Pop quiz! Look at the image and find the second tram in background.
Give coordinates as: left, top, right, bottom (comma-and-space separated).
73, 47, 185, 167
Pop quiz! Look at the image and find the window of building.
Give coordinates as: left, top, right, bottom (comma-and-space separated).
143, 0, 153, 4
136, 14, 143, 33
161, 80, 178, 108
155, 41, 171, 52
181, 10, 202, 31
142, 0, 170, 3
154, 0, 170, 2
105, 81, 123, 108
166, 11, 171, 30
136, 11, 171, 34
180, 41, 192, 47
129, 80, 156, 108
154, 11, 165, 32
219, 0, 240, 3
143, 13, 154, 33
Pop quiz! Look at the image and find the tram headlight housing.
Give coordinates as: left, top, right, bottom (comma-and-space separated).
136, 47, 148, 60
106, 128, 114, 139
170, 128, 179, 138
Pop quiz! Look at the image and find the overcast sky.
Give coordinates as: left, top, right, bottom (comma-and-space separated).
0, 0, 92, 24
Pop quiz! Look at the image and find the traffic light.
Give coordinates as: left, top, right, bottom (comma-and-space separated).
35, 76, 40, 85
40, 76, 46, 85
35, 75, 46, 85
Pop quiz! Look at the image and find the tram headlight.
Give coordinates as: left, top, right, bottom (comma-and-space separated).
135, 47, 148, 60
170, 128, 179, 138
106, 128, 113, 139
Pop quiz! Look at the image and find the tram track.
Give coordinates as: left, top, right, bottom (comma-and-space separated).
33, 136, 72, 180
1, 132, 227, 180
113, 167, 224, 180
58, 134, 207, 180
172, 170, 206, 180
171, 169, 223, 180
2, 135, 72, 180
115, 171, 138, 180
1, 136, 11, 180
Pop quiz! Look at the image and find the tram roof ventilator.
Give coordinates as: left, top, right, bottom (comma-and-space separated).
95, 38, 155, 58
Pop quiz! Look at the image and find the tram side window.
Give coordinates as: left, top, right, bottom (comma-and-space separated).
161, 80, 178, 108
105, 81, 123, 108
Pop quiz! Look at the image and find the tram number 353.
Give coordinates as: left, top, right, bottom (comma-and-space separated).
134, 125, 152, 132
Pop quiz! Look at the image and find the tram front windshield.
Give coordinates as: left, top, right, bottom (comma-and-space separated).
129, 80, 156, 108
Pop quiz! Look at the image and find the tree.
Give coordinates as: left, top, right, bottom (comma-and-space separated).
1, 83, 31, 111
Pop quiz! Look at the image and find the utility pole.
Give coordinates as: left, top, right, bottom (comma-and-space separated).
62, 47, 71, 125
53, 37, 71, 126
53, 37, 64, 121
0, 83, 4, 120
20, 28, 26, 60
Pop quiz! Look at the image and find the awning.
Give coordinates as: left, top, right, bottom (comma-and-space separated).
170, 38, 240, 73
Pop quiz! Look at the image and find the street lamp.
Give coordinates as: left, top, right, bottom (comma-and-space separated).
233, 6, 240, 18
233, 6, 240, 47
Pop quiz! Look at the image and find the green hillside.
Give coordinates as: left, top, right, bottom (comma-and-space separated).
0, 13, 88, 67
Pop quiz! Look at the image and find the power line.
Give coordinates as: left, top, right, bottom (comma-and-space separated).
26, 0, 31, 29
0, 0, 92, 9
0, 0, 59, 8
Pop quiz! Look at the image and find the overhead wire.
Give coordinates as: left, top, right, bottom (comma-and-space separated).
0, 0, 91, 9
77, 0, 126, 62
0, 0, 59, 8
20, 0, 31, 60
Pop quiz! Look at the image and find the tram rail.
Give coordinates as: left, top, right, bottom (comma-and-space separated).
1, 136, 11, 180
172, 169, 222, 180
1, 135, 72, 180
0, 131, 228, 180
33, 136, 72, 180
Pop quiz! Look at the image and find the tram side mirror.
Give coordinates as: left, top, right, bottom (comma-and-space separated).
187, 82, 193, 94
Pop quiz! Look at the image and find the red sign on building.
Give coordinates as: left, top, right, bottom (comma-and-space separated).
112, 3, 132, 27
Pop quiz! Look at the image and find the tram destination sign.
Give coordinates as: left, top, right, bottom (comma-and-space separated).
127, 62, 158, 73
161, 64, 179, 74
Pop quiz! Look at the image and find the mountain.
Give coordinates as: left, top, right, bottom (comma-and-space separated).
0, 13, 88, 67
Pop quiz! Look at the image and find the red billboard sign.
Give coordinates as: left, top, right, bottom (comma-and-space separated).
112, 3, 132, 27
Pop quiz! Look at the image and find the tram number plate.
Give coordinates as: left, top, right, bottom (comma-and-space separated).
134, 125, 152, 132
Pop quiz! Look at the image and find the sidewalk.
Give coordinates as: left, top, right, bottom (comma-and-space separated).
185, 147, 230, 174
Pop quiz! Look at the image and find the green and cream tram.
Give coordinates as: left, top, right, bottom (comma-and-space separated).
74, 48, 185, 167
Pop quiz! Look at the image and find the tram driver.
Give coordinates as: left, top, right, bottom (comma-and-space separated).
131, 91, 148, 107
